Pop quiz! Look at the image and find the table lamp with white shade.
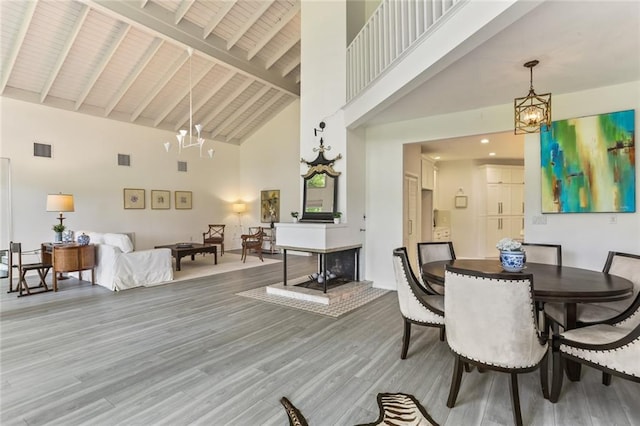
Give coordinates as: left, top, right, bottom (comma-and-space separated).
46, 193, 74, 227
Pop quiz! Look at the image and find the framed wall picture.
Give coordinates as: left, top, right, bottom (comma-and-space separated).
541, 109, 635, 213
455, 195, 468, 208
175, 191, 192, 209
261, 189, 280, 223
123, 188, 145, 209
151, 190, 170, 209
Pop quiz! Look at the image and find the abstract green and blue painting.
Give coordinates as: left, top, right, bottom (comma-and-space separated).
540, 110, 635, 213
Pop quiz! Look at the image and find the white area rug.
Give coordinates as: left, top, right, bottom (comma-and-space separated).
172, 253, 281, 282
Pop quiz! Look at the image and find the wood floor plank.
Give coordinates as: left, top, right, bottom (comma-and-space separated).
1, 252, 639, 425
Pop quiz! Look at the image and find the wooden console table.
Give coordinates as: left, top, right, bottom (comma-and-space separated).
42, 243, 96, 291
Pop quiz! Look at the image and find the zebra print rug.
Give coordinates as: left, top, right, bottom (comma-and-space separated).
281, 393, 438, 426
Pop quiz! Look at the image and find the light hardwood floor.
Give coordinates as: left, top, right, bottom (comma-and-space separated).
1, 252, 638, 426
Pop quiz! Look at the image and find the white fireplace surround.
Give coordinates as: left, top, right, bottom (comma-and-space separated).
276, 222, 360, 252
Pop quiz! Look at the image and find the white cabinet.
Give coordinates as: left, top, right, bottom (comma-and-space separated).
421, 158, 435, 190
485, 217, 524, 255
480, 165, 525, 257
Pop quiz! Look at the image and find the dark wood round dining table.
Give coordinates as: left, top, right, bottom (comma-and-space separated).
421, 259, 633, 305
421, 259, 634, 381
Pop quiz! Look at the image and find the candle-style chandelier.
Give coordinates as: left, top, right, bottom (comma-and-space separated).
163, 47, 214, 158
514, 60, 551, 135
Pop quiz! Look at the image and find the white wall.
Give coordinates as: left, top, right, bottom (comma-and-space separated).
435, 160, 479, 258
366, 81, 640, 289
239, 100, 301, 239
0, 97, 241, 251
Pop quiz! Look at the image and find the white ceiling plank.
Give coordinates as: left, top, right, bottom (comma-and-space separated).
265, 36, 299, 70
247, 3, 299, 60
74, 24, 130, 111
199, 78, 253, 130
202, 1, 236, 39
281, 59, 300, 78
1, 0, 38, 93
89, 0, 298, 95
226, 0, 274, 51
40, 4, 90, 103
174, 70, 236, 131
131, 50, 189, 122
174, 0, 195, 25
225, 92, 285, 141
105, 38, 163, 116
154, 62, 214, 127
210, 85, 270, 138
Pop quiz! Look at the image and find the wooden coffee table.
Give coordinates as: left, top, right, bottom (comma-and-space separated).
154, 243, 217, 271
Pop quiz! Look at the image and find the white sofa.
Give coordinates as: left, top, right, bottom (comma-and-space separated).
75, 231, 173, 291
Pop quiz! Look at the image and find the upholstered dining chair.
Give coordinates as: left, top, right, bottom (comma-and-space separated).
549, 302, 640, 402
392, 247, 445, 360
203, 224, 225, 256
545, 252, 640, 332
521, 242, 562, 265
417, 242, 456, 295
8, 242, 52, 296
444, 265, 549, 426
241, 227, 264, 263
521, 242, 562, 331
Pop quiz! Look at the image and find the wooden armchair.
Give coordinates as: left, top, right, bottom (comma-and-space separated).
241, 228, 264, 263
203, 224, 225, 256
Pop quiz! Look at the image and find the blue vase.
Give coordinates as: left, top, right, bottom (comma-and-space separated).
500, 250, 526, 272
77, 233, 90, 246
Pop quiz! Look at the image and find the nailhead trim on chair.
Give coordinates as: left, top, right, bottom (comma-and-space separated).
399, 265, 444, 325
445, 271, 544, 369
560, 337, 640, 377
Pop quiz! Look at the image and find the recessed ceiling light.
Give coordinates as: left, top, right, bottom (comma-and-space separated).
480, 138, 489, 144
489, 152, 496, 156
434, 156, 441, 160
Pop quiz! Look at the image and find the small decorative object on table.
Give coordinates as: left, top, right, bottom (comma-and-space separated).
291, 211, 299, 223
52, 224, 66, 243
176, 243, 193, 248
333, 211, 342, 224
77, 232, 90, 246
496, 238, 526, 272
62, 229, 74, 243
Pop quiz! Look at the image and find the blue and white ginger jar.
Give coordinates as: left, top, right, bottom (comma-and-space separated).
500, 250, 526, 272
77, 233, 90, 246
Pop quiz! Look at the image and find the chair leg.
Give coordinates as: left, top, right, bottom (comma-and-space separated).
447, 355, 464, 408
439, 327, 445, 342
508, 373, 523, 426
550, 344, 564, 403
602, 372, 612, 386
539, 352, 549, 399
401, 319, 411, 360
18, 270, 29, 296
220, 243, 224, 256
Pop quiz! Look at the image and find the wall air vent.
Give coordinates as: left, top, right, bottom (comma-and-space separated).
33, 142, 52, 158
178, 161, 187, 172
118, 154, 131, 166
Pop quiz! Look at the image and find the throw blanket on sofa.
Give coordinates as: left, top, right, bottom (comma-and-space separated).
74, 231, 173, 291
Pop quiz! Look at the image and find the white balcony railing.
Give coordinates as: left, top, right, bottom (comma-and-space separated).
347, 0, 461, 102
